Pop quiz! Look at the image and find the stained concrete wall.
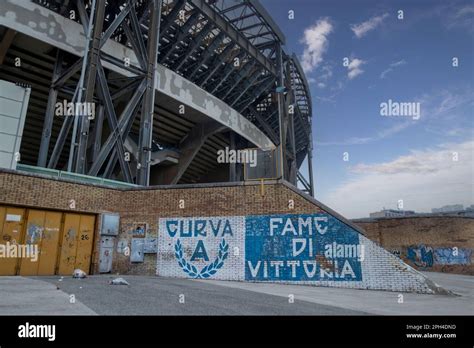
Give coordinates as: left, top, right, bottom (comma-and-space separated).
354, 217, 474, 275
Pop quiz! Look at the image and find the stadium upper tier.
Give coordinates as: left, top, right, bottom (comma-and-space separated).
0, 0, 313, 192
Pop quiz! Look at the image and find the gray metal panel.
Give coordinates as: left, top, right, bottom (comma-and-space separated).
0, 152, 12, 168
0, 134, 16, 152
0, 98, 22, 116
99, 236, 115, 273
0, 79, 30, 170
131, 238, 145, 262
144, 237, 157, 253
100, 213, 120, 236
0, 116, 20, 134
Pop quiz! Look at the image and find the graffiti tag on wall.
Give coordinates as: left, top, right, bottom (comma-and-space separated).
407, 245, 434, 267
434, 248, 472, 265
407, 245, 472, 268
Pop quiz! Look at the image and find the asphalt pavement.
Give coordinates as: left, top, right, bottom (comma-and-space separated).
12, 275, 366, 315
1, 272, 471, 315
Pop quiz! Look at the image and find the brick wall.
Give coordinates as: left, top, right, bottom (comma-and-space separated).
354, 217, 474, 275
0, 170, 443, 293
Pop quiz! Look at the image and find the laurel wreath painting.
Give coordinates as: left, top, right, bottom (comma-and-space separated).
174, 239, 229, 278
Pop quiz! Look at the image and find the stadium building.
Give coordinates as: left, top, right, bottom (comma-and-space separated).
0, 0, 441, 293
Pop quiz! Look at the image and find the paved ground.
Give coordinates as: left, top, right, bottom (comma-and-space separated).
194, 271, 474, 315
0, 272, 471, 315
0, 276, 96, 315
35, 275, 366, 315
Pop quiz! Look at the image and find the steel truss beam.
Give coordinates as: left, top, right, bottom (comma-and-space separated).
160, 11, 201, 62
209, 51, 246, 93
285, 59, 297, 184
297, 171, 311, 193
157, 121, 226, 185
38, 0, 163, 185
220, 61, 256, 100
137, 0, 162, 186
21, 0, 310, 190
88, 79, 147, 177
0, 29, 16, 65
236, 75, 275, 112
186, 31, 225, 79
198, 42, 235, 86
189, 0, 276, 76
248, 106, 278, 145
160, 0, 186, 35
74, 0, 107, 174
173, 22, 214, 71
37, 49, 64, 167
229, 71, 262, 107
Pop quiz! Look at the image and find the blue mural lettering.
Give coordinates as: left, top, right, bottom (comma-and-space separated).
166, 219, 233, 238
245, 214, 363, 281
167, 217, 233, 278
191, 240, 209, 261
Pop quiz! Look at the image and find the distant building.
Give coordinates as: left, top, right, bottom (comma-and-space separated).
369, 209, 416, 218
431, 205, 464, 213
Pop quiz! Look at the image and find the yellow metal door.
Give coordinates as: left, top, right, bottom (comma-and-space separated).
0, 207, 26, 275
75, 215, 95, 274
19, 210, 44, 276
58, 213, 81, 275
37, 211, 62, 275
1, 207, 96, 276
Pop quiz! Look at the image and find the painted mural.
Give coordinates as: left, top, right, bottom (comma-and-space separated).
406, 245, 472, 268
245, 214, 363, 281
434, 248, 472, 265
407, 245, 434, 267
156, 216, 244, 279
157, 213, 365, 282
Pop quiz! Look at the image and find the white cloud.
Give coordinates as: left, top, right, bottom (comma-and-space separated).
417, 88, 474, 123
347, 58, 365, 79
351, 13, 389, 38
300, 18, 333, 73
309, 65, 333, 88
446, 4, 474, 33
321, 141, 474, 218
320, 65, 333, 80
380, 59, 407, 79
456, 4, 474, 17
315, 121, 412, 146
316, 87, 473, 145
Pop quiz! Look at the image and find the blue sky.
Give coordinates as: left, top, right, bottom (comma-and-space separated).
261, 0, 474, 218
